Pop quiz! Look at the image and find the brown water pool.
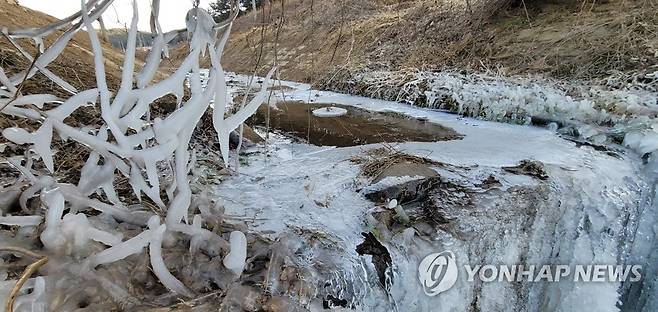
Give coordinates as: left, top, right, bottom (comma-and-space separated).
247, 101, 463, 147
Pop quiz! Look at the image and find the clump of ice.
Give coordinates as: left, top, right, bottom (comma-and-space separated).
223, 231, 247, 276
2, 122, 54, 172
312, 106, 348, 117
0, 215, 42, 227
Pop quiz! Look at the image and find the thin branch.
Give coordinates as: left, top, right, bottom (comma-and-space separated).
0, 50, 41, 113
6, 257, 48, 312
521, 0, 532, 27
0, 247, 48, 312
0, 246, 44, 259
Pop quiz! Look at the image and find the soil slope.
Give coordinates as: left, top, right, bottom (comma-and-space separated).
215, 0, 657, 84
0, 0, 139, 97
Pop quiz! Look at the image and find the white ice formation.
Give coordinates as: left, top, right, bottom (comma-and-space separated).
0, 0, 270, 306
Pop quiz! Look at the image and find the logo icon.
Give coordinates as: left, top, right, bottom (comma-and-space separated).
418, 250, 458, 296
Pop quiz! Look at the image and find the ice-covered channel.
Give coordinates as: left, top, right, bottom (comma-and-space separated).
213, 73, 657, 312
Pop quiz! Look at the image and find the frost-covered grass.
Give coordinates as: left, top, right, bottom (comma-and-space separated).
327, 69, 658, 161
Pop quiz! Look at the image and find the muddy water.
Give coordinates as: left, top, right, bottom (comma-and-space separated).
247, 101, 463, 147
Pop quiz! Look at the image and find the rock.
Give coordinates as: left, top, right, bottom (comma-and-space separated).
364, 176, 440, 204
363, 161, 440, 203
323, 295, 351, 309
503, 160, 549, 180
229, 125, 265, 149
372, 160, 438, 183
478, 175, 502, 188
356, 232, 392, 289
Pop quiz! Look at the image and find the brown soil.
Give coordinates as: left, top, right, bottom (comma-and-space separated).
247, 101, 463, 146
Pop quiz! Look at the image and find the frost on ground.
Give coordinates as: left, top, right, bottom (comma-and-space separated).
215, 110, 656, 311
216, 73, 658, 311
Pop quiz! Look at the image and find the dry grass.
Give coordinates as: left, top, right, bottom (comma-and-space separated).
471, 0, 658, 78
351, 145, 439, 180
186, 0, 657, 85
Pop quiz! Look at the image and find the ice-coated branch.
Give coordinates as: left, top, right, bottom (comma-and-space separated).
0, 0, 273, 303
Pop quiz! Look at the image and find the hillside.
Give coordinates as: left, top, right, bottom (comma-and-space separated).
215, 0, 657, 85
0, 0, 138, 97
105, 28, 188, 51
105, 28, 155, 49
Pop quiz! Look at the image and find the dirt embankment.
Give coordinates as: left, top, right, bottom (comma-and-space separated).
210, 0, 657, 84
0, 0, 142, 98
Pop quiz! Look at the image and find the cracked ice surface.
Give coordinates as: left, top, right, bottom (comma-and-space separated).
217, 77, 656, 311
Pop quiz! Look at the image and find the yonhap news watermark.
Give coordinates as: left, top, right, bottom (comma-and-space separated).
418, 250, 643, 297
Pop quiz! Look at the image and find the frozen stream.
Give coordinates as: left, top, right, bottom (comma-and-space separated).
211, 74, 658, 311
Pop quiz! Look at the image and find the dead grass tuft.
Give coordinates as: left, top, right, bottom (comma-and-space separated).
351, 145, 439, 180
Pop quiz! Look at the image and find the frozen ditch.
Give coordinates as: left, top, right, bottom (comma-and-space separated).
205, 73, 658, 311
1, 59, 655, 310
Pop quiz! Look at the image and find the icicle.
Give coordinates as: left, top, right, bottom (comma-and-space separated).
136, 36, 163, 88
13, 276, 46, 312
0, 215, 42, 227
39, 189, 66, 251
209, 25, 232, 167
0, 0, 274, 299
5, 94, 60, 109
110, 0, 139, 118
87, 229, 152, 267
217, 67, 275, 166
80, 0, 129, 149
2, 121, 55, 172
0, 66, 17, 93
47, 89, 98, 121
59, 213, 122, 251
147, 217, 194, 297
189, 214, 204, 254
187, 214, 227, 256
223, 231, 247, 276
2, 29, 78, 94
